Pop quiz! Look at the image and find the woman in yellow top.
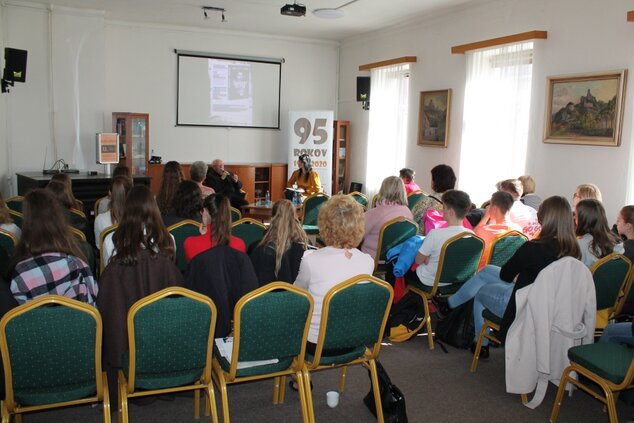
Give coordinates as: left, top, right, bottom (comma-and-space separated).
286, 154, 321, 199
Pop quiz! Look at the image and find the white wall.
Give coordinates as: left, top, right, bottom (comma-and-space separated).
339, 0, 634, 219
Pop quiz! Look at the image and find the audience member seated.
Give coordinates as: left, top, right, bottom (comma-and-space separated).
204, 159, 248, 209
97, 166, 131, 214
94, 175, 132, 247
8, 189, 97, 306
616, 205, 634, 263
399, 167, 421, 194
0, 194, 20, 240
496, 179, 539, 237
156, 160, 184, 215
361, 176, 413, 260
518, 175, 542, 211
50, 173, 83, 210
435, 196, 580, 357
250, 199, 308, 286
472, 191, 522, 269
412, 164, 456, 235
294, 194, 374, 354
184, 193, 245, 263
414, 190, 473, 287
190, 160, 215, 198
97, 184, 183, 369
575, 199, 623, 267
286, 154, 322, 199
573, 183, 602, 209
162, 180, 203, 228
46, 179, 90, 240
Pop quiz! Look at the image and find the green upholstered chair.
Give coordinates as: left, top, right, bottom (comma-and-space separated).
212, 282, 313, 423
300, 193, 329, 235
118, 287, 218, 423
5, 196, 23, 213
69, 227, 96, 276
348, 191, 368, 211
407, 191, 426, 211
470, 309, 503, 372
407, 232, 484, 349
0, 295, 111, 422
550, 342, 634, 423
590, 253, 632, 331
167, 219, 201, 273
99, 224, 119, 275
231, 218, 267, 254
8, 210, 22, 230
230, 207, 242, 223
373, 216, 418, 274
301, 275, 393, 423
0, 228, 17, 256
486, 230, 528, 268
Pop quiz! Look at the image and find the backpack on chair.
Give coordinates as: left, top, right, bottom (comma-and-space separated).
385, 291, 425, 342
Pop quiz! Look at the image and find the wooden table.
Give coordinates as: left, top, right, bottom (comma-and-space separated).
241, 203, 302, 222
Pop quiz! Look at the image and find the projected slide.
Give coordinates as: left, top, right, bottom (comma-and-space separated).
177, 53, 281, 128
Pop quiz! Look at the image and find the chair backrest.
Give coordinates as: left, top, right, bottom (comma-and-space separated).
310, 275, 393, 366
0, 295, 103, 409
227, 282, 313, 379
301, 193, 329, 226
99, 224, 119, 274
70, 207, 87, 219
407, 191, 427, 210
374, 216, 418, 267
591, 253, 632, 311
348, 192, 368, 210
5, 196, 23, 213
434, 232, 485, 293
126, 287, 216, 391
232, 218, 267, 253
487, 230, 528, 268
230, 207, 242, 222
167, 219, 202, 273
69, 226, 87, 242
8, 210, 22, 230
0, 229, 17, 256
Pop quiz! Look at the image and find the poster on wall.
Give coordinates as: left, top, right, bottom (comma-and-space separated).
288, 111, 333, 195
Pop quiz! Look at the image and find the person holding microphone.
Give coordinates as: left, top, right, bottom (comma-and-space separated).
204, 159, 248, 208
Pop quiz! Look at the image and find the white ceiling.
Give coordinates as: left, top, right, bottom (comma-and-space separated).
16, 0, 481, 41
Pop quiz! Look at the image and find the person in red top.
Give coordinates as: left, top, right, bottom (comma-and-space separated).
184, 193, 246, 262
399, 168, 421, 194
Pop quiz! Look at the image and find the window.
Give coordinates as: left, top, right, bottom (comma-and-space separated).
365, 64, 410, 198
459, 42, 534, 205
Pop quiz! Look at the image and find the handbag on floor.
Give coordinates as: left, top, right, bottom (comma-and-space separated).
435, 299, 475, 349
363, 360, 408, 423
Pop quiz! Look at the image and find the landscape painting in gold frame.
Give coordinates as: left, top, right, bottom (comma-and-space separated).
418, 89, 451, 147
543, 69, 627, 146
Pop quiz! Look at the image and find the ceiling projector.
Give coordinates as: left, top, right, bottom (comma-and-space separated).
281, 3, 306, 17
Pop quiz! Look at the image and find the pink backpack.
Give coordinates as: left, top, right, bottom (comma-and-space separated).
424, 209, 473, 235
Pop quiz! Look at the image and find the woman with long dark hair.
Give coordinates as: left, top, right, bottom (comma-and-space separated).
183, 193, 245, 262
162, 180, 203, 228
9, 189, 97, 305
575, 199, 623, 267
412, 164, 456, 235
250, 199, 308, 285
94, 175, 132, 246
156, 161, 183, 215
286, 154, 321, 199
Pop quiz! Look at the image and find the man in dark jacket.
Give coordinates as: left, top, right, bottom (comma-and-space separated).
204, 159, 248, 208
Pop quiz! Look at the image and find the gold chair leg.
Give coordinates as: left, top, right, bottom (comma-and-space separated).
470, 324, 488, 373
368, 359, 384, 423
0, 401, 8, 423
215, 375, 230, 423
102, 374, 111, 423
423, 296, 434, 350
296, 370, 311, 423
206, 384, 219, 423
117, 370, 129, 423
521, 394, 528, 404
302, 366, 315, 423
550, 367, 572, 422
273, 377, 281, 404
14, 414, 22, 423
606, 391, 619, 423
279, 376, 287, 404
194, 388, 201, 419
338, 367, 347, 393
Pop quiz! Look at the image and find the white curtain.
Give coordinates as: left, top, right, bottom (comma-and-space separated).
459, 42, 534, 206
365, 64, 410, 199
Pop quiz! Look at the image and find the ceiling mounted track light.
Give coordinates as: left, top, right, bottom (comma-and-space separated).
313, 0, 360, 19
202, 6, 226, 22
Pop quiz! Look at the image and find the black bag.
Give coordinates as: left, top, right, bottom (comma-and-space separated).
363, 361, 408, 423
384, 291, 425, 342
434, 299, 474, 349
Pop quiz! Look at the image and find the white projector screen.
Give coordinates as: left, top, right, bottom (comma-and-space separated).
176, 51, 282, 128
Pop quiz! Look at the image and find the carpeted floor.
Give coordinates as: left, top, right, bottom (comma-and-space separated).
20, 332, 634, 422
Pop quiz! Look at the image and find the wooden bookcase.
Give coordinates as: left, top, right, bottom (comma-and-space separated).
332, 120, 350, 194
112, 112, 149, 176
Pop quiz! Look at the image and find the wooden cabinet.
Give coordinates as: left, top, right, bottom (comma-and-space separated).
112, 112, 149, 176
332, 120, 350, 194
147, 162, 287, 204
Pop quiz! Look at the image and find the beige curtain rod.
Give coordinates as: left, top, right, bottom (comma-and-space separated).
451, 30, 547, 54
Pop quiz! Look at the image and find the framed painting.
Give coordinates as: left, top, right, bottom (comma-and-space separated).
417, 89, 451, 147
543, 69, 627, 146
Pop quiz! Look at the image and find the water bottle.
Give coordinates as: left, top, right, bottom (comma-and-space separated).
293, 191, 299, 206
265, 190, 271, 206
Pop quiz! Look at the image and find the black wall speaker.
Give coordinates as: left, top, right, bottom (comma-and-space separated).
4, 48, 27, 83
356, 76, 370, 102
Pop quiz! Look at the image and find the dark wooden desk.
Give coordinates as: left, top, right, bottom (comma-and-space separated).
241, 203, 302, 223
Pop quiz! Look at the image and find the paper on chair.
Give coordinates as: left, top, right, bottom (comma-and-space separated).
215, 337, 279, 369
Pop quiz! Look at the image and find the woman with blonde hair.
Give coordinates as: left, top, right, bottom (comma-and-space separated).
518, 175, 542, 211
361, 176, 413, 260
573, 183, 602, 208
156, 161, 184, 214
294, 195, 374, 355
250, 199, 308, 285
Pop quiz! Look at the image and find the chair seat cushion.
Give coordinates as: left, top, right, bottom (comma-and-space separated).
568, 343, 634, 384
304, 346, 366, 366
122, 353, 204, 390
15, 381, 96, 406
213, 344, 294, 378
482, 309, 502, 326
406, 275, 462, 296
303, 225, 319, 235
